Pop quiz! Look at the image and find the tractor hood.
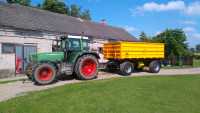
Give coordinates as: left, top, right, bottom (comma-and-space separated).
30, 52, 64, 63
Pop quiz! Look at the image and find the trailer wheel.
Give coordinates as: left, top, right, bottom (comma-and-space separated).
120, 61, 134, 76
75, 55, 98, 80
33, 63, 56, 85
149, 60, 161, 73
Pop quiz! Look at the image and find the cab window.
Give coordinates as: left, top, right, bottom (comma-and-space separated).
82, 40, 89, 50
68, 39, 80, 50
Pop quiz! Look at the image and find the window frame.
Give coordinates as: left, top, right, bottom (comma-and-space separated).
1, 43, 16, 54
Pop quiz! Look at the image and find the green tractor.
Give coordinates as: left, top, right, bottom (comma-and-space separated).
25, 36, 99, 85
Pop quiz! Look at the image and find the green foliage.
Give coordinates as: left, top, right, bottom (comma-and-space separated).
0, 79, 24, 84
80, 9, 91, 20
139, 32, 151, 42
7, 0, 30, 6
7, 0, 92, 20
68, 4, 91, 20
41, 1, 91, 20
152, 29, 190, 58
69, 4, 81, 17
193, 59, 200, 67
1, 75, 200, 113
42, 0, 68, 14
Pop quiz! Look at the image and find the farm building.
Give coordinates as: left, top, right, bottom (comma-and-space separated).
0, 3, 137, 78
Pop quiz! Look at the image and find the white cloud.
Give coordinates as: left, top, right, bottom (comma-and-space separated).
181, 20, 196, 25
133, 1, 200, 16
155, 31, 162, 35
183, 26, 200, 46
187, 32, 200, 40
183, 27, 196, 33
185, 2, 200, 15
137, 1, 185, 12
123, 25, 138, 33
192, 33, 200, 39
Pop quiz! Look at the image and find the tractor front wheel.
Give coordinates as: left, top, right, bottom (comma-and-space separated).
75, 55, 98, 80
33, 63, 56, 85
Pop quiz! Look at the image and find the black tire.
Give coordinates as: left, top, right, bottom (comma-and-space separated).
25, 63, 34, 80
33, 63, 57, 85
149, 60, 161, 73
105, 61, 118, 72
75, 55, 98, 80
120, 61, 134, 76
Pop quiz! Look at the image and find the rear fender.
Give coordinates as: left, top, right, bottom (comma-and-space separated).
73, 52, 100, 71
80, 52, 100, 59
39, 61, 59, 70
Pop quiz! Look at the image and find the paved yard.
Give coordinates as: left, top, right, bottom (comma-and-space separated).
0, 68, 200, 102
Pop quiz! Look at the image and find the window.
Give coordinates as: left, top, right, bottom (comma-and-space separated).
52, 40, 62, 51
82, 40, 89, 50
2, 43, 15, 53
68, 39, 80, 50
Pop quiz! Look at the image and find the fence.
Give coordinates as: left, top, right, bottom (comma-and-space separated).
166, 56, 193, 66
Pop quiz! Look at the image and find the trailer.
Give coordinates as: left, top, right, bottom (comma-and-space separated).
103, 42, 165, 75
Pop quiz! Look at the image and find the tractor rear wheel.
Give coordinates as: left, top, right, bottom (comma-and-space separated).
75, 55, 98, 80
33, 63, 56, 85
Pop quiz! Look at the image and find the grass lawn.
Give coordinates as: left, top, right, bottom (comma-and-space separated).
0, 79, 24, 84
193, 59, 200, 67
1, 75, 200, 113
162, 65, 192, 69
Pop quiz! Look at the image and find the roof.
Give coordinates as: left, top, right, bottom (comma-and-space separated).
0, 4, 138, 41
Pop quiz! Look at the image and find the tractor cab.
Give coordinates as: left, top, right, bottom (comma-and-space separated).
57, 35, 91, 63
54, 35, 89, 52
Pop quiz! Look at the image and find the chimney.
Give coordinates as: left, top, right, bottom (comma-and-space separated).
100, 19, 107, 25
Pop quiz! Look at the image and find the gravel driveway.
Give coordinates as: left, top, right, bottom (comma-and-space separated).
0, 68, 200, 102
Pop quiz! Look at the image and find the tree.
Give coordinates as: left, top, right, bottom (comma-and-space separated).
40, 1, 92, 20
196, 44, 200, 52
139, 32, 150, 42
152, 29, 189, 58
70, 4, 81, 17
42, 0, 68, 14
7, 0, 30, 6
80, 9, 91, 20
7, 0, 92, 20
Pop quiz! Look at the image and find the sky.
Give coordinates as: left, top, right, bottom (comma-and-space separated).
31, 0, 200, 47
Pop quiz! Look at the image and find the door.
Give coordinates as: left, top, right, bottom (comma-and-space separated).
23, 45, 37, 71
15, 45, 23, 74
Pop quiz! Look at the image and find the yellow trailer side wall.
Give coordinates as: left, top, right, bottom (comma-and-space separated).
103, 42, 164, 59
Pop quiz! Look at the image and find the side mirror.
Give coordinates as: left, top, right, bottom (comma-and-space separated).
63, 48, 68, 52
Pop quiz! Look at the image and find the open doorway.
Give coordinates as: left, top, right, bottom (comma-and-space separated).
15, 45, 37, 74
